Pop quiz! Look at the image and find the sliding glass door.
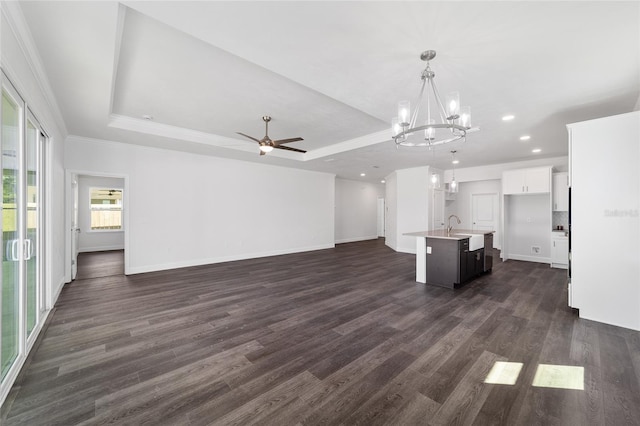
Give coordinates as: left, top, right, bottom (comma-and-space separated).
1, 79, 21, 380
26, 113, 42, 339
1, 72, 46, 385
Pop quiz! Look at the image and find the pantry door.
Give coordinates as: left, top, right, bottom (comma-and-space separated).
471, 193, 499, 248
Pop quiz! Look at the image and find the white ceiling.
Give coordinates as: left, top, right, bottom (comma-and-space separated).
17, 1, 640, 183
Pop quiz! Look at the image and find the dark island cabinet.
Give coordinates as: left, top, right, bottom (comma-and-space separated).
425, 237, 487, 289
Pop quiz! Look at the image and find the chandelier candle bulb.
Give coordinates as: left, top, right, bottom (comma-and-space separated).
446, 92, 460, 120
392, 117, 401, 137
425, 118, 436, 141
398, 101, 410, 126
460, 106, 471, 128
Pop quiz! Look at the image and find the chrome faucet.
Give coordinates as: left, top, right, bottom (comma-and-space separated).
447, 214, 461, 234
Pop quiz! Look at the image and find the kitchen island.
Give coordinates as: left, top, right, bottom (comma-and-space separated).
405, 230, 494, 288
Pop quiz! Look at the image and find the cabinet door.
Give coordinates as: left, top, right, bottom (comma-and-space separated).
525, 167, 551, 193
552, 238, 569, 265
502, 169, 525, 194
553, 173, 569, 211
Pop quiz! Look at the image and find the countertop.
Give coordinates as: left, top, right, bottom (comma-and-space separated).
404, 229, 495, 240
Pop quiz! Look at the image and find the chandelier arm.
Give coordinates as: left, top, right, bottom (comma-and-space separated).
428, 77, 450, 124
409, 78, 428, 130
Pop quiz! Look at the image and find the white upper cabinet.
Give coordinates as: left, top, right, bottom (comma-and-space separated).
552, 172, 569, 211
502, 166, 551, 194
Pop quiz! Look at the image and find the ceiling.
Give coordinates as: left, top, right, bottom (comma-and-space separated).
17, 1, 640, 183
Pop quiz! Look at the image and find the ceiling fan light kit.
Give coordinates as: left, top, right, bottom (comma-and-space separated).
392, 50, 472, 148
237, 116, 306, 156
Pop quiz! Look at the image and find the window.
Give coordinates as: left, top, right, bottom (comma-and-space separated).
89, 188, 122, 230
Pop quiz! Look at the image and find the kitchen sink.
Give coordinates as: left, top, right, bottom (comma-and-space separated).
455, 233, 484, 251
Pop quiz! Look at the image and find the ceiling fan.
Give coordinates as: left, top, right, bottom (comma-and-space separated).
96, 189, 120, 197
237, 116, 305, 156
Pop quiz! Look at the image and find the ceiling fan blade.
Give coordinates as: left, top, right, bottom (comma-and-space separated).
273, 137, 303, 145
236, 132, 262, 144
274, 145, 306, 153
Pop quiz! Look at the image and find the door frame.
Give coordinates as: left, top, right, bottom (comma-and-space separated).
64, 170, 130, 281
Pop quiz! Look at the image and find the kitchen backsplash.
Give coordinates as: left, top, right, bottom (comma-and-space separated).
553, 211, 569, 230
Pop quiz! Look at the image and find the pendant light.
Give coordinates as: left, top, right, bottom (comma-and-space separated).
450, 150, 459, 193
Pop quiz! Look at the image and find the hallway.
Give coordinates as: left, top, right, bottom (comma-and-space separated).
76, 250, 124, 280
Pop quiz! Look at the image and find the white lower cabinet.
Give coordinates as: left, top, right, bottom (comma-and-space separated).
551, 233, 568, 269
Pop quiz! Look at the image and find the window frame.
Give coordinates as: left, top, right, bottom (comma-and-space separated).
87, 187, 123, 233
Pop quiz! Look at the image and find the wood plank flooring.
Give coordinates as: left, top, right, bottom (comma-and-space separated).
76, 250, 124, 280
2, 239, 640, 425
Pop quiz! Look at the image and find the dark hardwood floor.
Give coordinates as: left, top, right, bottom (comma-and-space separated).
2, 239, 640, 425
76, 250, 124, 280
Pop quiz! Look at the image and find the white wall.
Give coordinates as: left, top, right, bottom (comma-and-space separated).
65, 136, 335, 274
77, 175, 125, 252
569, 111, 640, 331
395, 166, 430, 253
503, 194, 551, 262
334, 178, 384, 244
445, 179, 502, 248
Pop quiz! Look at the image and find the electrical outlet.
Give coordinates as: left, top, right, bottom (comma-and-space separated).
531, 246, 541, 254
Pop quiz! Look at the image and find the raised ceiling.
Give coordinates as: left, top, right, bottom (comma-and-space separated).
16, 1, 640, 182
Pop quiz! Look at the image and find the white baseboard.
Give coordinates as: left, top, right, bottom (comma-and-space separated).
125, 243, 335, 275
335, 235, 379, 244
505, 253, 551, 264
51, 277, 66, 306
385, 240, 416, 254
79, 245, 124, 253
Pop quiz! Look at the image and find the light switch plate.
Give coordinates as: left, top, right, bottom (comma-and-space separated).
427, 246, 432, 254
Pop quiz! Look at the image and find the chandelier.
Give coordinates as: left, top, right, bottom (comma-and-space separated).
392, 50, 471, 147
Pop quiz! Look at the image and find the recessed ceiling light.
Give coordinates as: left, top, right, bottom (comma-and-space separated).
452, 159, 460, 165
360, 173, 366, 177
381, 180, 386, 184
520, 135, 531, 141
532, 148, 541, 153
502, 115, 515, 121
142, 114, 154, 120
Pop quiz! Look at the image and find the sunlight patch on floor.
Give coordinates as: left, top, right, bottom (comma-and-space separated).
532, 364, 584, 390
484, 361, 524, 385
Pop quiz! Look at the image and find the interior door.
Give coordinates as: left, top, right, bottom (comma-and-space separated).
71, 174, 79, 280
472, 193, 499, 248
376, 198, 385, 237
432, 189, 445, 230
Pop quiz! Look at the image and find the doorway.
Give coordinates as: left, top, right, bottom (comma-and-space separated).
66, 171, 129, 281
377, 198, 385, 237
